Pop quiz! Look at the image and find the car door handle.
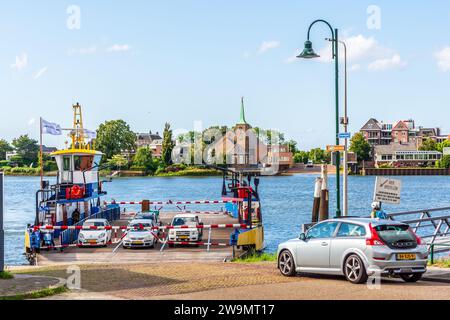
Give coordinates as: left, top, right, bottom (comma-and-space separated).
321, 242, 328, 246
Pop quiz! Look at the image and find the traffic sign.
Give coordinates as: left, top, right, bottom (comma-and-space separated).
326, 145, 345, 152
338, 132, 351, 139
373, 177, 401, 204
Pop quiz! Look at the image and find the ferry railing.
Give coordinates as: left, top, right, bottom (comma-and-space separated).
60, 204, 120, 245
387, 208, 450, 251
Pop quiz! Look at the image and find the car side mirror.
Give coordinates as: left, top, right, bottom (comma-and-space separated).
299, 233, 306, 241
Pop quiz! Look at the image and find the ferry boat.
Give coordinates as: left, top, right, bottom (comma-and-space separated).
24, 104, 120, 263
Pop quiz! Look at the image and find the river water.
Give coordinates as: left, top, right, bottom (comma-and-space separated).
3, 175, 450, 265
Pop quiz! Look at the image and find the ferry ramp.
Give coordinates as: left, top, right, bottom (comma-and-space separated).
36, 212, 243, 266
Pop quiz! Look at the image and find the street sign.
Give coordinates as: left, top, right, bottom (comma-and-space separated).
326, 145, 345, 152
373, 177, 402, 204
338, 132, 351, 139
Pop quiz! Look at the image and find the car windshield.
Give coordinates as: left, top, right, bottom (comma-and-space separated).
172, 217, 196, 226
130, 223, 152, 231
83, 221, 106, 227
375, 224, 416, 244
136, 214, 155, 220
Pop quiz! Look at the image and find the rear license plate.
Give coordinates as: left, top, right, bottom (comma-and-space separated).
396, 253, 416, 260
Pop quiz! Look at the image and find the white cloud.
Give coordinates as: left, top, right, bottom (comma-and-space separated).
284, 51, 298, 64
28, 118, 35, 126
258, 41, 280, 54
68, 46, 97, 55
349, 64, 361, 72
10, 53, 28, 70
297, 34, 406, 72
33, 66, 48, 79
368, 54, 407, 71
435, 47, 450, 72
106, 44, 131, 52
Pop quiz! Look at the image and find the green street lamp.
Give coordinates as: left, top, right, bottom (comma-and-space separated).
297, 19, 341, 217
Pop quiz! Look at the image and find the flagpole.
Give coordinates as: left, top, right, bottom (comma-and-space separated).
39, 117, 43, 188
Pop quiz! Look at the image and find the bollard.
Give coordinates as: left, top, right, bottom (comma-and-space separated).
312, 177, 322, 222
142, 199, 150, 213
319, 165, 329, 221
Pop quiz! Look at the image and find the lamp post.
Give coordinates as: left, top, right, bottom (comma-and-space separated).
297, 19, 341, 217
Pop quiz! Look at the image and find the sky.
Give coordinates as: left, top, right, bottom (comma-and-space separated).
1, 0, 450, 150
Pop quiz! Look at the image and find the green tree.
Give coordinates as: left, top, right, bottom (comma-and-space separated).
438, 155, 450, 168
12, 135, 39, 166
294, 150, 309, 164
0, 139, 13, 160
436, 140, 450, 153
133, 147, 155, 172
95, 120, 136, 159
286, 139, 298, 153
419, 137, 437, 151
309, 148, 328, 163
161, 122, 174, 166
107, 154, 129, 169
349, 132, 371, 162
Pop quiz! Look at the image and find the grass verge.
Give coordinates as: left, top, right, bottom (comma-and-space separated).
0, 285, 68, 300
429, 258, 450, 268
0, 271, 14, 280
233, 252, 277, 263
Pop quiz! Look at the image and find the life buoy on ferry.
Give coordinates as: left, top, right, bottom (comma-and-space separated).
66, 185, 84, 199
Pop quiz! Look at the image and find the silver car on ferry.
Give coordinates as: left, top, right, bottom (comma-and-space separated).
277, 217, 428, 284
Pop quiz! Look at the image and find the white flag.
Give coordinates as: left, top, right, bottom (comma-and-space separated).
41, 118, 62, 135
84, 129, 97, 139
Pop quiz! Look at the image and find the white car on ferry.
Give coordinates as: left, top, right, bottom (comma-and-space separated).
168, 213, 203, 245
123, 219, 158, 249
77, 218, 112, 247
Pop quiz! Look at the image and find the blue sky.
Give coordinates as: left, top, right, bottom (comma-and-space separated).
1, 1, 450, 149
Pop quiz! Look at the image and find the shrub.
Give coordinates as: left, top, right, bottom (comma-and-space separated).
129, 165, 146, 171
0, 160, 10, 167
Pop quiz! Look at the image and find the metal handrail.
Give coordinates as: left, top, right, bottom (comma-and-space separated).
388, 206, 450, 217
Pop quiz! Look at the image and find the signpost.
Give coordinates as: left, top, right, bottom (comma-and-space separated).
373, 177, 402, 204
326, 145, 345, 152
338, 132, 351, 139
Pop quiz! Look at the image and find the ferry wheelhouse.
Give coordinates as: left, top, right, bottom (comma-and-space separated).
25, 104, 120, 260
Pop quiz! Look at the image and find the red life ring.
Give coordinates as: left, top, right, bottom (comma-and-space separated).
71, 185, 82, 198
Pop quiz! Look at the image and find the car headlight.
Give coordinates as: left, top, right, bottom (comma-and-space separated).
98, 232, 106, 238
191, 230, 198, 235
169, 230, 175, 235
78, 233, 84, 239
145, 235, 153, 240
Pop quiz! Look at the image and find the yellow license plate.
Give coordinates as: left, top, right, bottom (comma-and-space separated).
396, 253, 416, 260
88, 240, 97, 244
132, 241, 143, 244
180, 236, 189, 239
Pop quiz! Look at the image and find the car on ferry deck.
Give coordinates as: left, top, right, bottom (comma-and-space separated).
122, 219, 158, 249
77, 218, 112, 247
277, 217, 428, 284
168, 214, 203, 245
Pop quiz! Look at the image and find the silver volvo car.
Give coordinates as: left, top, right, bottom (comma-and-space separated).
277, 217, 428, 284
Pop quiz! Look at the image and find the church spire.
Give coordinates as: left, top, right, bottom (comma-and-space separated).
238, 96, 247, 124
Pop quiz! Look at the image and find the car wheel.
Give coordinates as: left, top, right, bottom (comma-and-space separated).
400, 273, 423, 283
344, 254, 368, 284
278, 250, 296, 277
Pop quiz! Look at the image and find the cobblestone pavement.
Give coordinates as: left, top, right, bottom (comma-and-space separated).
15, 262, 450, 300
0, 274, 62, 298
22, 262, 298, 299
